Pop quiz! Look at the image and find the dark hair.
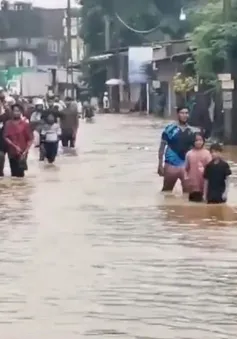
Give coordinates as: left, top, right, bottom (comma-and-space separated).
11, 103, 24, 113
47, 112, 55, 119
210, 143, 223, 152
65, 96, 72, 102
193, 132, 205, 145
176, 106, 188, 113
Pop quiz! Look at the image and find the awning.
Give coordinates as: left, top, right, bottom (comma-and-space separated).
88, 53, 113, 62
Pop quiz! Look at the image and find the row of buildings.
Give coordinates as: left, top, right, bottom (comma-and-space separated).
0, 0, 85, 93
0, 1, 198, 119
88, 39, 193, 117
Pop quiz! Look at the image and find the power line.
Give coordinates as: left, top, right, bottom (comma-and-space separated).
115, 12, 160, 34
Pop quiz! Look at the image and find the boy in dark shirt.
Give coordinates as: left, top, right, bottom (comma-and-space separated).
203, 143, 231, 204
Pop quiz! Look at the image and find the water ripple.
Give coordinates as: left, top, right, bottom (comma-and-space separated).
0, 115, 236, 338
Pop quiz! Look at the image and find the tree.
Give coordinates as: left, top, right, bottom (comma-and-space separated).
189, 0, 237, 78
187, 0, 237, 142
78, 0, 193, 56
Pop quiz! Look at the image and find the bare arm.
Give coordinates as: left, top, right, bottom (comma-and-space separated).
203, 179, 208, 201
3, 123, 18, 150
185, 153, 190, 173
4, 135, 21, 153
57, 125, 62, 137
158, 139, 166, 165
157, 138, 167, 176
223, 177, 230, 199
5, 137, 17, 149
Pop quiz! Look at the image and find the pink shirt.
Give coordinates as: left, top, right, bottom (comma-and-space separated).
185, 148, 212, 192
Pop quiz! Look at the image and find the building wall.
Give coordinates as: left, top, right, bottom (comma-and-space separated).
0, 37, 64, 65
0, 6, 65, 67
0, 51, 15, 67
15, 51, 37, 67
154, 60, 181, 117
63, 15, 85, 63
0, 50, 37, 67
153, 47, 167, 61
0, 37, 42, 48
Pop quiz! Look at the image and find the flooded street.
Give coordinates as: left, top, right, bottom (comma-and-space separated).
1, 114, 237, 338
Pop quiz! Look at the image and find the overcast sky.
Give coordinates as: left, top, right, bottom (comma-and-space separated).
22, 0, 79, 8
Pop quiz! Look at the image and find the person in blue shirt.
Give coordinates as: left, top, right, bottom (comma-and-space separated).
158, 106, 198, 192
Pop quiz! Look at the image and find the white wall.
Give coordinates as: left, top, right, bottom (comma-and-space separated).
15, 51, 37, 67
63, 16, 85, 63
154, 61, 179, 117
0, 37, 43, 48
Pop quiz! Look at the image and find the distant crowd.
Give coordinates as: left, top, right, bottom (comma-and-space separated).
0, 90, 89, 178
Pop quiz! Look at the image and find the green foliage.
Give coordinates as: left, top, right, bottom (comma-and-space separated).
79, 0, 105, 54
78, 0, 191, 55
187, 0, 223, 29
189, 0, 237, 78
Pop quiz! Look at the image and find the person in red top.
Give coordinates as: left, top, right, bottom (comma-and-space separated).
4, 104, 33, 177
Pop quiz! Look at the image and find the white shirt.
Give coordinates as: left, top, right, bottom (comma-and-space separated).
41, 123, 61, 142
30, 111, 41, 123
77, 101, 82, 114
103, 96, 109, 109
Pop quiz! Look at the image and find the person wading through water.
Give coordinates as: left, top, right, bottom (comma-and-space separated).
39, 96, 60, 161
30, 98, 45, 147
0, 93, 12, 176
83, 101, 94, 121
4, 104, 33, 177
40, 113, 61, 164
185, 132, 212, 202
60, 96, 79, 148
158, 106, 199, 193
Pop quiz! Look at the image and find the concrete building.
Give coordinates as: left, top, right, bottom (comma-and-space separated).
0, 1, 65, 68
152, 40, 191, 117
87, 40, 191, 115
62, 7, 85, 65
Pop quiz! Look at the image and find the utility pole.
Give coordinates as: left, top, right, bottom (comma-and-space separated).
114, 16, 120, 112
104, 1, 120, 112
66, 0, 73, 97
104, 15, 111, 51
104, 14, 112, 109
223, 0, 231, 22
222, 0, 233, 144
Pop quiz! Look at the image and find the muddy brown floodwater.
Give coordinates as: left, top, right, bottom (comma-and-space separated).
0, 114, 237, 339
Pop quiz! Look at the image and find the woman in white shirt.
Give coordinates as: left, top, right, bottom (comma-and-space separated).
40, 113, 61, 163
30, 98, 45, 147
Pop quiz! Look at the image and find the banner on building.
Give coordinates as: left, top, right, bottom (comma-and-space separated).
128, 47, 153, 84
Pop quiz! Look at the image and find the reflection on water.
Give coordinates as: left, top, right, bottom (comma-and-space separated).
0, 115, 237, 338
160, 194, 237, 226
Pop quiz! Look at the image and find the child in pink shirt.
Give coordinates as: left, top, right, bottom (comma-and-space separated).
185, 133, 212, 202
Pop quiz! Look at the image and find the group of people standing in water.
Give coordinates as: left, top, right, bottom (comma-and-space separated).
0, 91, 80, 178
0, 90, 232, 203
158, 106, 232, 204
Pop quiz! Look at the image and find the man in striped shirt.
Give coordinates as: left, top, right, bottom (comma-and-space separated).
158, 106, 199, 192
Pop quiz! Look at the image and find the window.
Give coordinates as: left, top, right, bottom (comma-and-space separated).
48, 40, 58, 55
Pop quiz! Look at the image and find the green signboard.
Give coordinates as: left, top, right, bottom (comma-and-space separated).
0, 67, 34, 87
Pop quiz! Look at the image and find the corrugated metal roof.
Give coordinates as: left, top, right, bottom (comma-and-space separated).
89, 53, 113, 61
